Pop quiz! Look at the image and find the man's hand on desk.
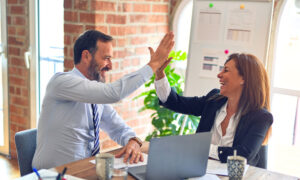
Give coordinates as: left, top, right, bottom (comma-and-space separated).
115, 139, 144, 164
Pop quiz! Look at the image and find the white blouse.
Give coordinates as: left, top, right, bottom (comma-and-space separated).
154, 76, 240, 160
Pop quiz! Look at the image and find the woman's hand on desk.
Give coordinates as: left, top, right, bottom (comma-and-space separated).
115, 140, 144, 164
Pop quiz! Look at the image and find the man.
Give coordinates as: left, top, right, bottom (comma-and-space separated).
32, 30, 174, 169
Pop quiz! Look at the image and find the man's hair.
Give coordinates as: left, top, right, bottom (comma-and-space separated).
73, 30, 113, 64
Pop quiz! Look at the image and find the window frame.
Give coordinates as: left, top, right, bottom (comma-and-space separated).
0, 0, 9, 155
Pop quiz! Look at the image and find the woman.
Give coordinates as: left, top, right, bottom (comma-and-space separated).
154, 53, 273, 167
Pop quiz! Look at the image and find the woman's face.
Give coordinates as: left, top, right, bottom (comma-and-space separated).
217, 59, 244, 98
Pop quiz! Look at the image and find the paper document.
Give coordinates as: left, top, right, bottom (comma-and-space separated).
206, 159, 249, 176
90, 153, 148, 169
188, 174, 221, 180
16, 169, 84, 180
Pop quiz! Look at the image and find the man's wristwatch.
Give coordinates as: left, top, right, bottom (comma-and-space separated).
129, 137, 143, 147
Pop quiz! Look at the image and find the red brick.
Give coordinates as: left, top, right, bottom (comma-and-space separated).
116, 38, 126, 47
130, 37, 148, 45
95, 26, 108, 34
10, 86, 15, 94
9, 67, 28, 76
152, 4, 169, 13
64, 35, 71, 45
132, 58, 140, 66
8, 0, 18, 4
64, 0, 72, 9
16, 27, 26, 36
10, 105, 23, 114
7, 16, 11, 24
74, 0, 89, 10
113, 50, 126, 59
141, 26, 156, 34
110, 26, 126, 36
9, 76, 26, 86
8, 47, 21, 56
19, 0, 26, 5
11, 96, 29, 107
122, 3, 132, 12
157, 25, 168, 33
64, 24, 84, 34
10, 6, 25, 15
92, 1, 115, 11
149, 15, 168, 23
80, 13, 95, 23
122, 59, 131, 68
130, 15, 148, 23
16, 87, 21, 95
64, 11, 78, 22
8, 37, 24, 46
8, 27, 16, 35
21, 88, 28, 96
12, 16, 26, 26
125, 26, 138, 35
10, 114, 28, 124
112, 62, 119, 69
95, 14, 105, 24
133, 4, 151, 12
135, 47, 148, 55
127, 119, 140, 127
11, 57, 25, 66
106, 14, 126, 24
64, 59, 74, 70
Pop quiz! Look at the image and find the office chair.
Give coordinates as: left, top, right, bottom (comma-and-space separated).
15, 128, 37, 176
256, 145, 268, 169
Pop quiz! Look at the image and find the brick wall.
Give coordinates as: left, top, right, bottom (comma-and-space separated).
64, 0, 171, 151
6, 0, 30, 158
5, 0, 176, 158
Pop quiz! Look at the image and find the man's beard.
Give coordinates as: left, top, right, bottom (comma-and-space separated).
88, 58, 109, 83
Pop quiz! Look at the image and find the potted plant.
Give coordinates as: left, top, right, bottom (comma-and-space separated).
135, 50, 200, 141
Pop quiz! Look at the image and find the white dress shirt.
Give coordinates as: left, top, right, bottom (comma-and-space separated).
154, 76, 240, 160
32, 65, 153, 169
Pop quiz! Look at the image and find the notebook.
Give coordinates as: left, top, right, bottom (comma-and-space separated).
128, 132, 212, 180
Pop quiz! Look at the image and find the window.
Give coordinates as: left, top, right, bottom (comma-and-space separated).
268, 0, 300, 177
29, 0, 64, 126
172, 0, 193, 77
0, 0, 9, 155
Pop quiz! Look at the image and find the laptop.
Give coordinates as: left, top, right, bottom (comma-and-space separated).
128, 132, 212, 180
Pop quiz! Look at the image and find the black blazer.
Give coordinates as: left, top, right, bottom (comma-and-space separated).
160, 88, 273, 167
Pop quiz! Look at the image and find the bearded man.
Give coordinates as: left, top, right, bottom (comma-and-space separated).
32, 30, 174, 169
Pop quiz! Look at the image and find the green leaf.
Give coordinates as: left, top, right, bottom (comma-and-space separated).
134, 50, 200, 141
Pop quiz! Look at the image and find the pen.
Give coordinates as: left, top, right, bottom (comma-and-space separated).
32, 168, 42, 180
56, 173, 61, 180
61, 167, 68, 178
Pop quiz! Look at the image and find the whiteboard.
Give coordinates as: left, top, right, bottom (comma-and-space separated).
184, 0, 273, 96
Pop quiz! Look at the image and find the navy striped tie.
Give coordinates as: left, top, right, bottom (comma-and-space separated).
91, 104, 100, 156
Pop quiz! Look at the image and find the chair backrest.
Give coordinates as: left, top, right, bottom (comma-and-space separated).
256, 145, 268, 169
15, 128, 37, 176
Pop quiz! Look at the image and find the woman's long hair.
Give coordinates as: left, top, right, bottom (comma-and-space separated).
227, 53, 271, 145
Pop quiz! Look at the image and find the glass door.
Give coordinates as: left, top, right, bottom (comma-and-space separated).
0, 0, 9, 155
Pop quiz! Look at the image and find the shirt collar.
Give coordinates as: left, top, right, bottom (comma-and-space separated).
72, 67, 87, 79
220, 101, 228, 114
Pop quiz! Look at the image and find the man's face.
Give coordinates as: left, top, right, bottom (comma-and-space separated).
88, 41, 113, 82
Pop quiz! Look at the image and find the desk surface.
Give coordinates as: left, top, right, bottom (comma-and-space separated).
52, 142, 298, 180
